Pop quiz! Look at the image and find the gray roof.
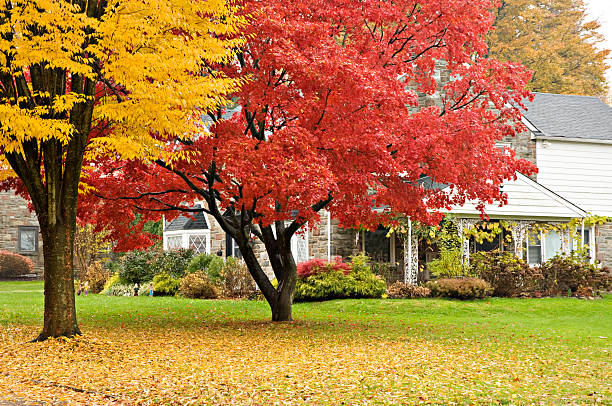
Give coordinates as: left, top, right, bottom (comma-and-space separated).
164, 205, 208, 231
522, 92, 612, 141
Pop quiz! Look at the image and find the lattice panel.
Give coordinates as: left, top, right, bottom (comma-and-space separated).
292, 232, 309, 264
189, 234, 208, 254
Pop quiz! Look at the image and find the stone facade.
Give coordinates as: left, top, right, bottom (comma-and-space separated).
595, 223, 612, 266
0, 190, 44, 277
502, 128, 537, 180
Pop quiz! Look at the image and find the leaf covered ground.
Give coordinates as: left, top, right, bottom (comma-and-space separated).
0, 281, 610, 405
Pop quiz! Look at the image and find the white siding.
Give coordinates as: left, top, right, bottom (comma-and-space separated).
536, 139, 612, 216
449, 173, 585, 220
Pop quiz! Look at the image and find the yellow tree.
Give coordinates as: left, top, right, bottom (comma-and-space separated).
488, 0, 610, 95
0, 0, 241, 340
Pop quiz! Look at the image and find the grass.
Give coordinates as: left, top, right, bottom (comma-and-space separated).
0, 281, 610, 405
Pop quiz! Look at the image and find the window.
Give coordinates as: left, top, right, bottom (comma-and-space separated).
543, 230, 563, 261
226, 234, 242, 258
364, 226, 390, 262
527, 230, 542, 265
18, 226, 38, 253
167, 235, 182, 250
189, 234, 209, 255
473, 232, 503, 253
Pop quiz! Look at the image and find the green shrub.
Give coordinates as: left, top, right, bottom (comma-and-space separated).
472, 250, 541, 297
349, 254, 387, 298
153, 271, 180, 296
426, 277, 492, 299
101, 273, 121, 294
156, 249, 195, 278
0, 250, 35, 278
294, 254, 386, 302
386, 282, 431, 299
83, 261, 111, 294
117, 249, 195, 284
222, 257, 256, 298
294, 269, 350, 301
179, 271, 219, 299
539, 253, 612, 297
427, 247, 474, 278
187, 253, 224, 284
118, 250, 158, 284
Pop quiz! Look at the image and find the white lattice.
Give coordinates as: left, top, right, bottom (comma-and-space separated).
457, 218, 478, 268
167, 235, 182, 250
189, 234, 208, 254
403, 219, 419, 285
291, 228, 309, 264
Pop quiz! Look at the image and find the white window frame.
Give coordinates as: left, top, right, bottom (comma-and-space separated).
290, 223, 309, 264
163, 211, 212, 255
572, 226, 595, 264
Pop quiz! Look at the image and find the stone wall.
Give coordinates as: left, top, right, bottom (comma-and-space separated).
595, 223, 612, 267
308, 213, 360, 261
0, 190, 44, 277
501, 129, 537, 180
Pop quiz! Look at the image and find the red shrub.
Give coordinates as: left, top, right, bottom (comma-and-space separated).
297, 258, 350, 279
0, 250, 35, 278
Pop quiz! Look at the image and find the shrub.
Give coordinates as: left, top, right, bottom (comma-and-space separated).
426, 278, 493, 299
294, 254, 386, 302
472, 250, 542, 297
539, 253, 612, 297
101, 273, 121, 294
187, 253, 224, 284
118, 249, 195, 284
179, 271, 219, 299
427, 247, 468, 278
294, 269, 350, 301
222, 257, 256, 297
118, 250, 158, 284
0, 250, 35, 278
348, 254, 387, 298
153, 271, 180, 296
105, 283, 134, 296
156, 249, 195, 278
297, 258, 350, 279
83, 261, 111, 294
386, 282, 431, 299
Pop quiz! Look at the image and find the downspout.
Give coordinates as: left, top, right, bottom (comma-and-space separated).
581, 218, 585, 249
327, 210, 331, 261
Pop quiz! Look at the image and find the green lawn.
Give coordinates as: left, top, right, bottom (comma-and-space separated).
0, 281, 610, 405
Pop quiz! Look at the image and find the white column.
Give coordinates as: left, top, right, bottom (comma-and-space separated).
403, 219, 418, 285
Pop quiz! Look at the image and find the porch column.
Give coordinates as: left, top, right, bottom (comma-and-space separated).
403, 219, 418, 285
457, 218, 477, 268
512, 220, 532, 257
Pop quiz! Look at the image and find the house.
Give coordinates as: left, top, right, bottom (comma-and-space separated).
162, 92, 612, 282
0, 190, 44, 277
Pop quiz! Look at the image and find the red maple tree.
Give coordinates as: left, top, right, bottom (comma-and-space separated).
84, 0, 535, 320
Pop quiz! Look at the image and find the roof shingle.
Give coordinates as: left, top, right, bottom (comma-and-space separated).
522, 92, 612, 141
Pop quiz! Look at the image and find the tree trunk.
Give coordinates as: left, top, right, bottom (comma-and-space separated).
271, 280, 294, 321
34, 222, 80, 341
271, 245, 297, 322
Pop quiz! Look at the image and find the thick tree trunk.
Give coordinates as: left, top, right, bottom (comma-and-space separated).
271, 278, 294, 321
271, 244, 297, 322
34, 223, 80, 341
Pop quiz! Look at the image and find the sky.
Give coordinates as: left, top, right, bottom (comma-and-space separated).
583, 0, 612, 82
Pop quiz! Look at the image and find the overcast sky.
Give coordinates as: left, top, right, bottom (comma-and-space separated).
583, 0, 612, 82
